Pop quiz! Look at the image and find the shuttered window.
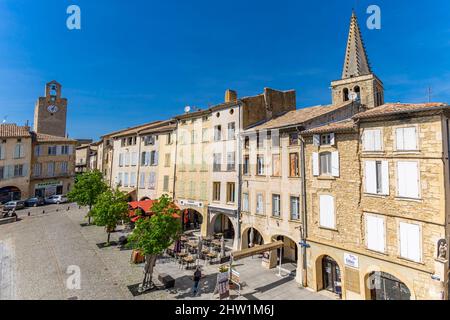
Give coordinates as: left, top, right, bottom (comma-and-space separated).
148, 172, 156, 190
363, 129, 382, 151
319, 195, 335, 229
366, 215, 385, 252
257, 155, 265, 175
399, 222, 421, 262
272, 194, 281, 217
314, 152, 340, 177
0, 145, 4, 160
213, 182, 221, 201
243, 193, 249, 212
139, 172, 145, 189
396, 127, 417, 151
365, 161, 389, 195
123, 173, 129, 187
163, 176, 170, 192
289, 153, 299, 177
397, 161, 420, 198
256, 193, 264, 214
130, 172, 137, 187
272, 154, 281, 176
290, 196, 300, 220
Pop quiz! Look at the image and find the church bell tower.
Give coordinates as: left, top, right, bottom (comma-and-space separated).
33, 81, 68, 137
331, 11, 384, 109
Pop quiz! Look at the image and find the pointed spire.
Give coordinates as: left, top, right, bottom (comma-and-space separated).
341, 11, 372, 79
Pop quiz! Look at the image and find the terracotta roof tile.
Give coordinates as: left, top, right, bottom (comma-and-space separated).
35, 133, 77, 143
104, 121, 163, 138
0, 124, 32, 138
301, 119, 356, 135
249, 101, 354, 131
354, 103, 449, 119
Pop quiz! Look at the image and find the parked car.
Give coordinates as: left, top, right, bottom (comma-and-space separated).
3, 200, 26, 211
25, 197, 45, 207
45, 195, 68, 205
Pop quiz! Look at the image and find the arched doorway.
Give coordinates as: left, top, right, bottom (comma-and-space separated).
366, 271, 411, 300
212, 214, 235, 240
0, 186, 21, 204
272, 235, 298, 276
182, 209, 203, 232
242, 227, 264, 249
317, 255, 342, 296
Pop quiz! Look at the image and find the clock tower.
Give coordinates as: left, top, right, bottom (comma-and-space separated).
33, 81, 68, 137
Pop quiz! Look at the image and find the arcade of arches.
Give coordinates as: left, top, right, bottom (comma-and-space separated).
0, 186, 21, 203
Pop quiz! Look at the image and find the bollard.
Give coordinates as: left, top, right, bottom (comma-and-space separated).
28, 212, 31, 217
42, 210, 45, 214
67, 206, 70, 211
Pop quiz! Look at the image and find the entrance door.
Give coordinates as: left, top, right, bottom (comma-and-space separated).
369, 272, 411, 300
322, 256, 341, 294
56, 185, 63, 195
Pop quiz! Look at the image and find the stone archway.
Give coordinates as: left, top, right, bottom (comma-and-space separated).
182, 208, 203, 232
271, 235, 299, 277
364, 271, 411, 300
0, 186, 22, 204
315, 254, 343, 297
241, 227, 265, 249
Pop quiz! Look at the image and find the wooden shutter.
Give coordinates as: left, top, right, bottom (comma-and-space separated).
365, 161, 377, 194
396, 128, 405, 150
381, 161, 389, 195
364, 130, 374, 151
397, 161, 419, 198
319, 195, 335, 229
404, 127, 417, 150
400, 222, 421, 262
366, 215, 385, 252
331, 151, 340, 177
330, 133, 336, 146
154, 152, 159, 166
313, 135, 320, 146
273, 154, 281, 176
312, 153, 319, 176
374, 130, 382, 151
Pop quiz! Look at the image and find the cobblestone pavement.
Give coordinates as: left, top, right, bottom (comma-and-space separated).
0, 205, 333, 300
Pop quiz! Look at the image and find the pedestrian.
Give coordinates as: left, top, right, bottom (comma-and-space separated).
192, 266, 202, 296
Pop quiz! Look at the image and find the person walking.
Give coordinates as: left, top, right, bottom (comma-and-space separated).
192, 266, 202, 296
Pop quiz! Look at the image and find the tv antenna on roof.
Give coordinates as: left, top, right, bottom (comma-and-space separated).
184, 106, 191, 113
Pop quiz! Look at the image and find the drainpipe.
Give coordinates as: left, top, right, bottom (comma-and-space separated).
136, 132, 142, 200
172, 121, 179, 200
299, 130, 308, 288
236, 103, 243, 250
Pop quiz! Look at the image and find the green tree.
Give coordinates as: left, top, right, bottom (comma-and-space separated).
91, 188, 129, 244
67, 170, 108, 224
128, 195, 181, 292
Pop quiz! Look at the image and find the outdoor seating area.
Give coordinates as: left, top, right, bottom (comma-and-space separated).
165, 232, 231, 270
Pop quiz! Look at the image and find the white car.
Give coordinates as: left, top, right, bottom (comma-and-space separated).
45, 195, 68, 205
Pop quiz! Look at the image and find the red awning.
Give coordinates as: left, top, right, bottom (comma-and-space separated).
128, 200, 180, 222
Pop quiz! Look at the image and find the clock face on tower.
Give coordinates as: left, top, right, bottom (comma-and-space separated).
47, 105, 59, 113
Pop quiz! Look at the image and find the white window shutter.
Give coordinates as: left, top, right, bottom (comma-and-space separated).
330, 133, 336, 146
154, 152, 159, 166
312, 153, 319, 176
367, 215, 385, 252
400, 223, 421, 262
364, 130, 373, 151
397, 161, 419, 198
374, 130, 382, 151
331, 151, 340, 177
365, 161, 377, 194
404, 127, 417, 150
319, 195, 335, 229
313, 135, 320, 146
381, 161, 389, 195
396, 128, 404, 150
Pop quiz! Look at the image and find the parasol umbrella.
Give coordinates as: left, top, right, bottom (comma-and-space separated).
220, 235, 226, 258
249, 228, 255, 248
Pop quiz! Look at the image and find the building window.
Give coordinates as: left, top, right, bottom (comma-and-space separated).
213, 153, 222, 172
396, 127, 418, 151
164, 153, 171, 167
321, 134, 333, 145
257, 155, 265, 175
289, 153, 299, 177
144, 135, 155, 146
399, 222, 421, 262
13, 164, 24, 177
319, 195, 335, 229
397, 161, 420, 199
117, 173, 123, 187
256, 133, 263, 149
227, 182, 235, 203
363, 129, 382, 151
34, 146, 41, 157
61, 162, 68, 174
123, 173, 129, 187
289, 133, 298, 146
61, 145, 69, 155
202, 128, 209, 142
130, 172, 137, 187
213, 182, 221, 201
244, 136, 250, 149
365, 161, 389, 195
119, 153, 124, 167
256, 193, 264, 215
150, 151, 158, 166
227, 152, 235, 171
200, 181, 207, 200
271, 130, 280, 148
243, 193, 249, 212
166, 133, 172, 145
343, 88, 349, 102
139, 173, 146, 189
243, 155, 250, 175
313, 134, 335, 146
319, 152, 332, 175
148, 172, 156, 190
272, 194, 281, 217
0, 166, 4, 180
366, 214, 385, 253
124, 153, 130, 166
48, 146, 57, 156
163, 175, 170, 192
290, 196, 300, 220
272, 154, 281, 177
214, 125, 222, 141
33, 163, 42, 177
131, 153, 138, 166
47, 162, 55, 177
228, 122, 236, 140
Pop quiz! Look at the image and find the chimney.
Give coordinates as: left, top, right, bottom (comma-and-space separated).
225, 89, 237, 103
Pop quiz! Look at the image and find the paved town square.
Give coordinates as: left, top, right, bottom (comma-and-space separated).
0, 204, 331, 300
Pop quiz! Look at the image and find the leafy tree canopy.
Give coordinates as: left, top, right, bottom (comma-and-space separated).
91, 188, 129, 232
68, 170, 108, 209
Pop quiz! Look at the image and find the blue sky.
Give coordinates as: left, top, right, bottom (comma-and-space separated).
0, 0, 449, 140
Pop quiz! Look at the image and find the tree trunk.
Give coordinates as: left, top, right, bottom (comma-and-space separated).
88, 205, 92, 224
107, 232, 111, 244
139, 254, 157, 293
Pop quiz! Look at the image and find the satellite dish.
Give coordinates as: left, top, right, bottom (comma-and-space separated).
184, 106, 191, 113
349, 92, 358, 101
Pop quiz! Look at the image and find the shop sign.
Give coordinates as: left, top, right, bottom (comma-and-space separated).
179, 199, 204, 208
344, 253, 359, 269
36, 181, 62, 188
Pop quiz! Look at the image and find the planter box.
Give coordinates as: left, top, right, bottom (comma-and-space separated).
158, 273, 175, 289
130, 250, 145, 264
0, 216, 17, 225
